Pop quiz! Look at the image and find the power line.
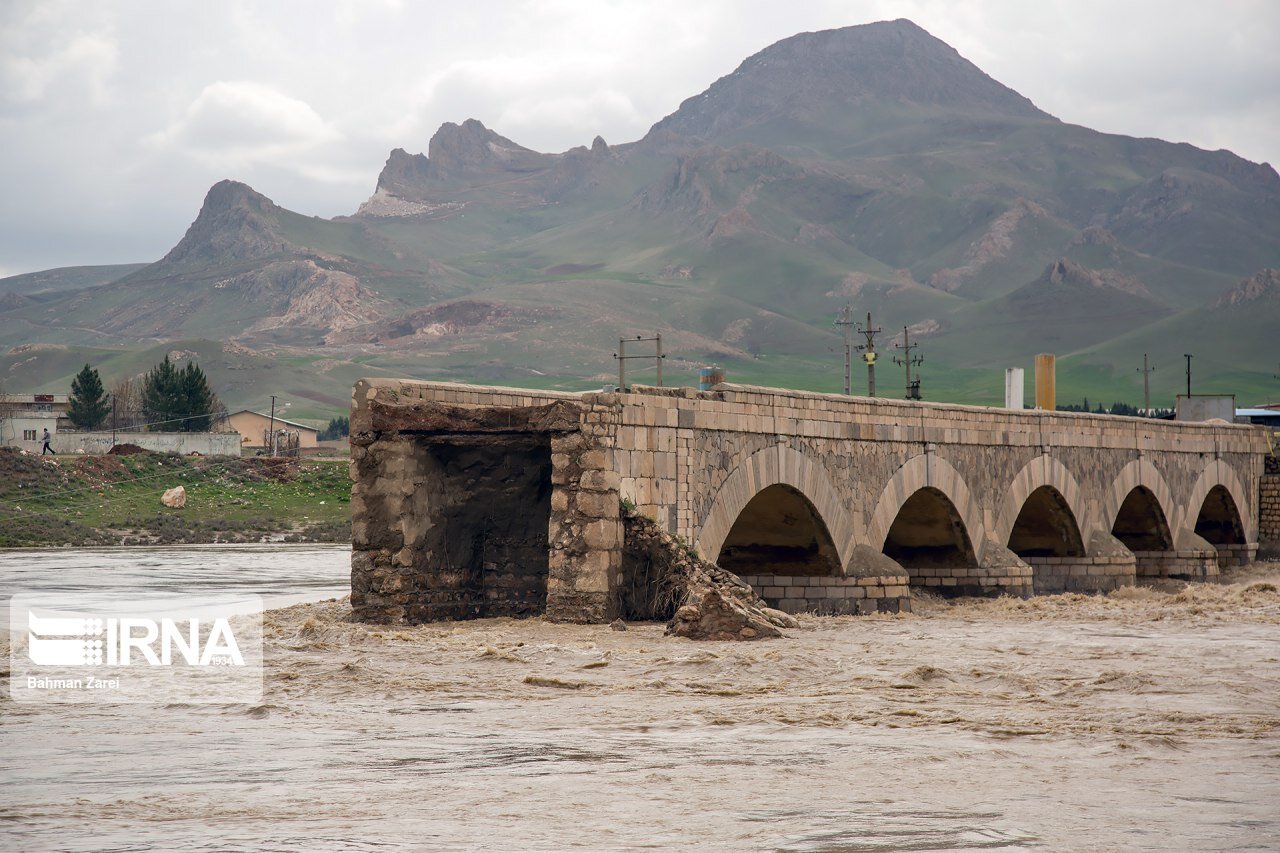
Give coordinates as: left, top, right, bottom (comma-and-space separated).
114, 410, 226, 432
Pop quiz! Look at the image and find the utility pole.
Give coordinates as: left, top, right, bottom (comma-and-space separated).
855, 312, 882, 397
893, 326, 924, 400
111, 394, 117, 450
268, 394, 277, 457
1184, 354, 1193, 398
834, 305, 856, 395
1137, 354, 1156, 415
613, 334, 665, 392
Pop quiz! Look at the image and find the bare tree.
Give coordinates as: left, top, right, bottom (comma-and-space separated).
109, 375, 146, 431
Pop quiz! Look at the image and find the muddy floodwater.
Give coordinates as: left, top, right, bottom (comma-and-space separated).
3, 547, 1280, 850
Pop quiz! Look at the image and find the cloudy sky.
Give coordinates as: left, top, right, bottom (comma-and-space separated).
1, 0, 1276, 277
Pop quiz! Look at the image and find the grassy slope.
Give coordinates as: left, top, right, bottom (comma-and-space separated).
0, 263, 148, 297
3, 105, 1274, 417
0, 449, 351, 547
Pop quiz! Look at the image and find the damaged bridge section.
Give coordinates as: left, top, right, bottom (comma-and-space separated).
350, 381, 623, 623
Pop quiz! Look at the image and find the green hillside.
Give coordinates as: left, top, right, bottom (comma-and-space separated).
1, 19, 1276, 418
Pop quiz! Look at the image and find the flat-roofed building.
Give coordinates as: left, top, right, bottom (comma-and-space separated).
0, 393, 70, 452
224, 409, 319, 450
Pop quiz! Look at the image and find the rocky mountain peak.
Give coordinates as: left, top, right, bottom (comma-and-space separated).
157, 180, 287, 267
1039, 258, 1151, 297
364, 120, 555, 208
426, 118, 547, 177
376, 148, 433, 197
1215, 268, 1280, 307
646, 19, 1053, 143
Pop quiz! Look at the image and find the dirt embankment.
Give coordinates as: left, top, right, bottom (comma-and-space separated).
0, 447, 351, 547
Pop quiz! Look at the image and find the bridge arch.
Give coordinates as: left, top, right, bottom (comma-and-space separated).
1185, 459, 1254, 543
993, 456, 1085, 548
1101, 459, 1177, 542
867, 454, 986, 563
695, 444, 856, 572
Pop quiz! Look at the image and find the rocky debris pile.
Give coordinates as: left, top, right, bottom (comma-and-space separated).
620, 506, 793, 641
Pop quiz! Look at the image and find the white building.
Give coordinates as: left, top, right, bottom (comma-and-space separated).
0, 393, 70, 453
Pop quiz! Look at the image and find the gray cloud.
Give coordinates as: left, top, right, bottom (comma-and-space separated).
1, 0, 1276, 277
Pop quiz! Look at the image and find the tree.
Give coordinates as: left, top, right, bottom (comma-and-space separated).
110, 375, 144, 430
179, 362, 217, 432
141, 357, 220, 432
68, 364, 110, 430
318, 415, 349, 441
142, 356, 183, 431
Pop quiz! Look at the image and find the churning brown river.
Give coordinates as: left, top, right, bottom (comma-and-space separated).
3, 546, 1280, 850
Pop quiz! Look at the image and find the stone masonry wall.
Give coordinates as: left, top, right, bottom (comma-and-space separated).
738, 574, 911, 615
609, 383, 1264, 597
350, 380, 620, 624
1260, 467, 1280, 558
350, 378, 1270, 624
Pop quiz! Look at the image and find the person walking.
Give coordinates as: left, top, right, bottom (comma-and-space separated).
41, 427, 55, 455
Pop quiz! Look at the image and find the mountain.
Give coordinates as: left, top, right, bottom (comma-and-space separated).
2, 18, 1277, 415
647, 18, 1051, 147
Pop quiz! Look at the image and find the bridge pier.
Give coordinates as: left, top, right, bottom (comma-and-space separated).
1130, 528, 1221, 582
1024, 531, 1137, 595
739, 545, 912, 615
887, 539, 1035, 599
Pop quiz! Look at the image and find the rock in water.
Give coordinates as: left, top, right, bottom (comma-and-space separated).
610, 618, 627, 632
161, 486, 186, 508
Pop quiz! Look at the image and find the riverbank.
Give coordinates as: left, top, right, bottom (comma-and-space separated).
0, 447, 350, 547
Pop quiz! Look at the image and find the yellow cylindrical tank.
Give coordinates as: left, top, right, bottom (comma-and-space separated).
1035, 353, 1056, 410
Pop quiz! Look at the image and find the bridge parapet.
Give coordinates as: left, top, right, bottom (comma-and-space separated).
350, 378, 1268, 624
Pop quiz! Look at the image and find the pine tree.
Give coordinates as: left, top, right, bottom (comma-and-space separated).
179, 362, 216, 432
141, 356, 184, 431
68, 364, 110, 430
141, 357, 222, 432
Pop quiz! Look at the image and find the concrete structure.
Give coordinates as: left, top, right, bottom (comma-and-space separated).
0, 394, 69, 453
50, 431, 241, 456
1176, 395, 1235, 423
1004, 368, 1024, 410
224, 410, 319, 450
350, 379, 1268, 624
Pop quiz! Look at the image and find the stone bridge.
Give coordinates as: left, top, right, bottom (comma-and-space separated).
350, 379, 1268, 623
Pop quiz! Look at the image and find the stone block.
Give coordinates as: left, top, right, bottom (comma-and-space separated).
579, 449, 610, 470
583, 519, 622, 550
580, 469, 621, 492
576, 490, 618, 518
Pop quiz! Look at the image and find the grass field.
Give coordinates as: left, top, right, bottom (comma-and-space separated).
0, 449, 351, 547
